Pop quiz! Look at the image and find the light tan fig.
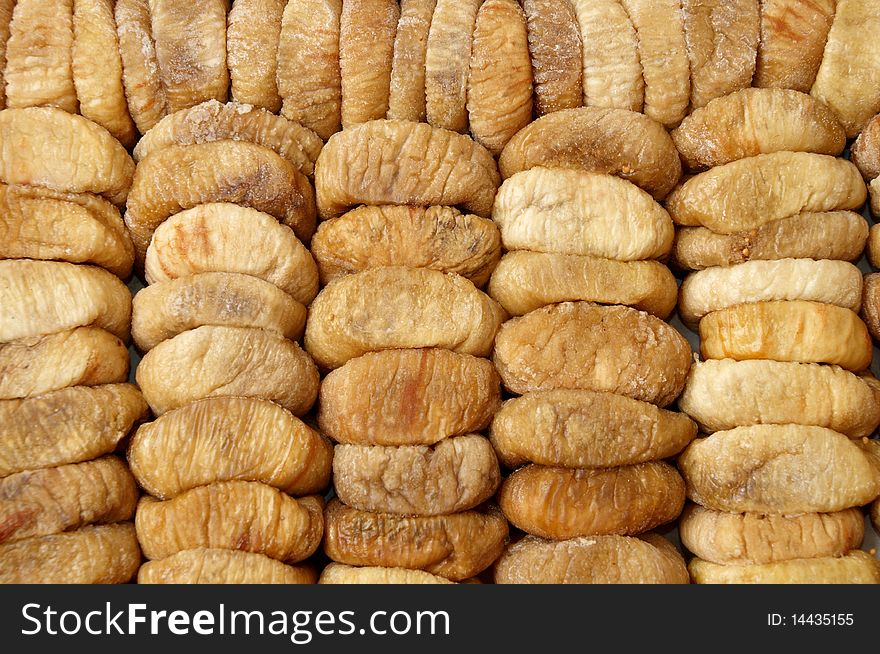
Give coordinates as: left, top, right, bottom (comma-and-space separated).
689, 551, 880, 584
387, 0, 436, 122
852, 114, 880, 181
320, 563, 454, 584
226, 0, 286, 112
521, 0, 582, 116
139, 549, 317, 584
115, 0, 166, 133
862, 273, 880, 343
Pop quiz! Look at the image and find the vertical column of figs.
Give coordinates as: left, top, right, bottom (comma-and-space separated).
670, 88, 880, 584
487, 108, 694, 584
0, 108, 144, 584
308, 120, 509, 585
124, 102, 331, 585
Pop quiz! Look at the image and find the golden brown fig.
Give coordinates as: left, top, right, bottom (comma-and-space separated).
495, 534, 689, 584
0, 107, 134, 205
689, 551, 880, 584
0, 456, 136, 544
682, 0, 760, 108
139, 549, 317, 584
679, 425, 880, 513
700, 301, 872, 371
0, 327, 129, 400
311, 205, 501, 287
315, 119, 500, 220
115, 0, 166, 133
862, 273, 880, 343
137, 325, 319, 417
144, 204, 319, 305
0, 260, 131, 343
672, 89, 846, 170
226, 0, 285, 112
333, 436, 501, 516
680, 360, 880, 438
852, 115, 880, 181
0, 0, 13, 109
498, 108, 681, 200
318, 348, 501, 446
387, 0, 436, 122
136, 482, 324, 563
132, 272, 307, 352
680, 505, 866, 566
490, 389, 697, 469
493, 302, 691, 406
870, 226, 880, 268
0, 523, 140, 584
324, 500, 508, 581
493, 168, 674, 261
522, 0, 581, 116
320, 563, 454, 584
128, 396, 332, 500
305, 267, 506, 370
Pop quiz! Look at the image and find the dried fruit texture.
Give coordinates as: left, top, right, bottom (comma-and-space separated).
129, 396, 332, 500
226, 0, 285, 112
852, 115, 880, 181
305, 267, 506, 370
862, 274, 880, 343
139, 549, 317, 584
678, 259, 863, 327
570, 0, 642, 111
320, 563, 454, 584
149, 0, 229, 113
136, 482, 323, 563
498, 108, 681, 200
812, 0, 880, 137
690, 551, 880, 584
679, 360, 880, 438
0, 327, 129, 400
318, 348, 501, 446
870, 227, 880, 268
0, 384, 147, 477
869, 180, 880, 217
700, 301, 872, 371
467, 0, 533, 155
333, 436, 501, 516
132, 272, 307, 352
0, 456, 136, 544
682, 0, 760, 108
144, 205, 318, 306
315, 120, 500, 220
672, 211, 868, 271
324, 500, 508, 581
493, 169, 674, 261
0, 523, 140, 584
0, 108, 134, 206
115, 0, 167, 133
387, 0, 437, 121
277, 0, 343, 141
425, 0, 482, 132
493, 302, 691, 406
124, 141, 316, 261
0, 260, 131, 343
311, 206, 500, 287
488, 251, 677, 319
3, 0, 78, 113
136, 325, 319, 416
500, 463, 685, 539
522, 0, 582, 116
490, 389, 697, 469
0, 0, 13, 108
495, 534, 689, 584
672, 88, 846, 170
133, 101, 324, 178
680, 505, 865, 566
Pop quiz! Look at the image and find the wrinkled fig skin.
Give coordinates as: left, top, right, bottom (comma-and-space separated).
115, 0, 168, 133
305, 267, 506, 371
679, 360, 880, 439
139, 549, 317, 584
0, 0, 10, 108
0, 327, 129, 400
315, 120, 500, 220
498, 108, 681, 200
318, 349, 501, 446
387, 0, 437, 123
0, 456, 137, 544
852, 114, 880, 182
672, 88, 846, 171
333, 436, 501, 516
320, 563, 454, 584
689, 551, 880, 585
323, 500, 508, 581
311, 205, 501, 287
0, 523, 141, 584
226, 0, 286, 113
128, 396, 333, 500
678, 425, 880, 514
522, 0, 582, 117
499, 463, 685, 539
680, 505, 866, 566
494, 534, 689, 584
863, 274, 880, 344
489, 389, 697, 469
492, 302, 691, 407
136, 482, 324, 564
871, 227, 880, 269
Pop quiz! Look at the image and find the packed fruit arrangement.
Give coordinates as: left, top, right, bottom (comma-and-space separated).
1, 0, 880, 585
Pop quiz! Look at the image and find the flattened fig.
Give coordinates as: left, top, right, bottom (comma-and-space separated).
320, 563, 454, 584
862, 273, 880, 343
522, 0, 582, 116
852, 114, 880, 181
139, 549, 317, 584
226, 0, 285, 112
115, 0, 167, 133
689, 551, 880, 584
387, 0, 436, 122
